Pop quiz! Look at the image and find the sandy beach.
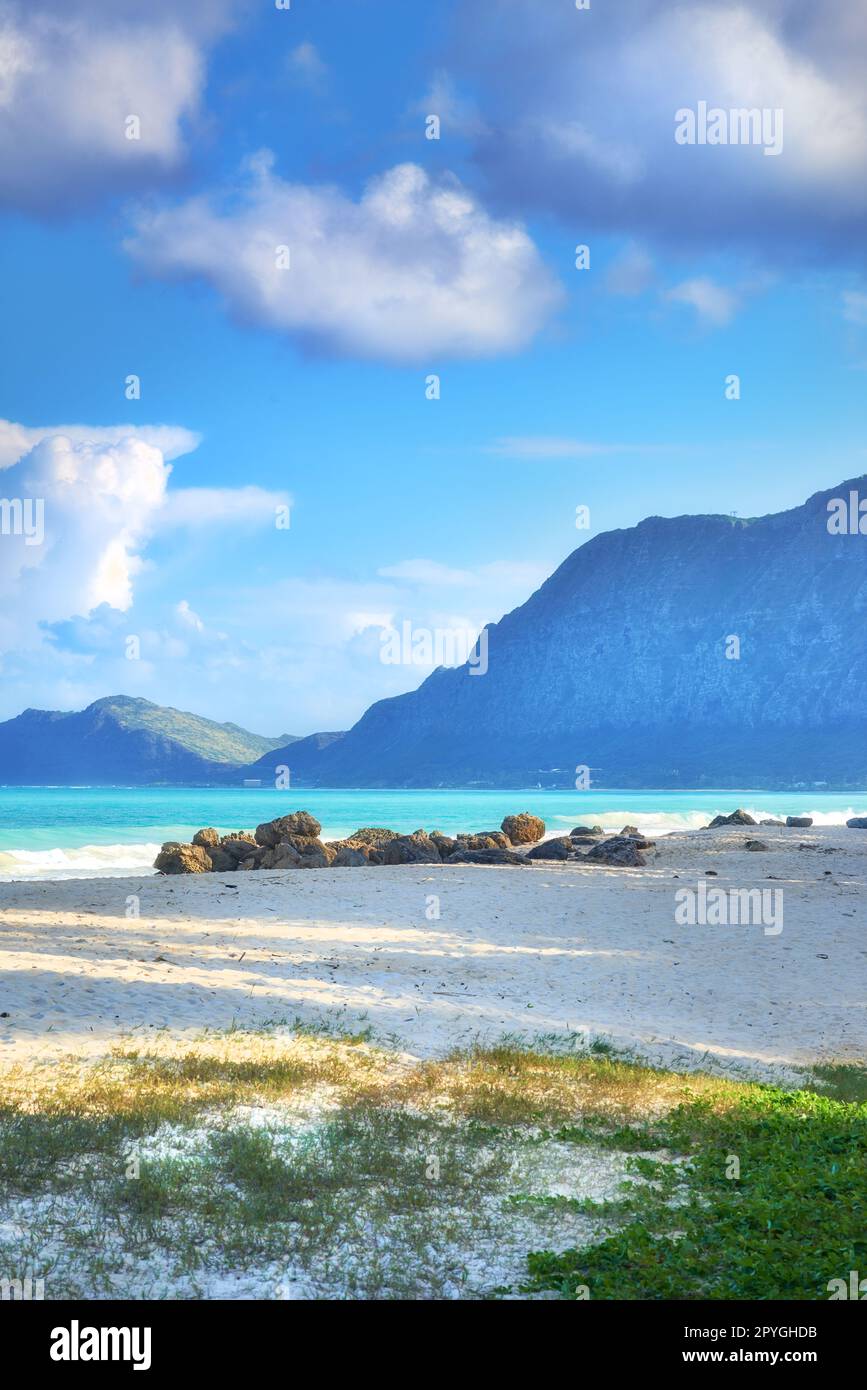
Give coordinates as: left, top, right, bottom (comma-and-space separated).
1, 823, 864, 1078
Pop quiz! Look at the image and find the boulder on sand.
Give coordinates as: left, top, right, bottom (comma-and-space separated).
526, 837, 575, 861
430, 833, 458, 861
383, 830, 442, 865
154, 842, 212, 874
745, 839, 769, 852
220, 835, 258, 862
260, 842, 302, 870
347, 826, 401, 848
254, 812, 322, 848
847, 817, 867, 829
457, 830, 512, 852
208, 847, 239, 872
192, 827, 220, 848
332, 846, 369, 867
585, 835, 647, 867
706, 809, 757, 828
446, 847, 528, 866
501, 812, 545, 844
786, 816, 813, 828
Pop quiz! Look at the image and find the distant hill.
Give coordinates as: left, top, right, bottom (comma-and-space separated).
0, 696, 296, 785
241, 474, 867, 790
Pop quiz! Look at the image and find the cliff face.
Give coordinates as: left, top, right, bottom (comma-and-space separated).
274, 476, 867, 788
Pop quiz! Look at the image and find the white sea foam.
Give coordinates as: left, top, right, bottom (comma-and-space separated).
552, 807, 861, 836
0, 842, 160, 882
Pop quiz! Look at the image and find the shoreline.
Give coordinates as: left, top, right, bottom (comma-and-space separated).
2, 823, 865, 1078
4, 798, 867, 881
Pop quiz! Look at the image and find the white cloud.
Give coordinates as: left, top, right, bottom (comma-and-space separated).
0, 424, 288, 662
452, 1, 867, 258
666, 277, 739, 327
125, 157, 563, 362
175, 600, 205, 633
0, 419, 200, 470
0, 0, 241, 212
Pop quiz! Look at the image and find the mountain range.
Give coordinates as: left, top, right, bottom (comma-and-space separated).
253, 473, 867, 790
1, 476, 865, 789
0, 696, 294, 786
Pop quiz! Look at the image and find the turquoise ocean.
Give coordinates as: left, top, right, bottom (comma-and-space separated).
1, 786, 866, 880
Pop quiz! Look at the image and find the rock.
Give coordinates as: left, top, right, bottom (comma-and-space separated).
706, 809, 757, 828
259, 837, 334, 869
220, 835, 258, 862
430, 832, 458, 861
526, 837, 575, 860
847, 817, 867, 829
786, 816, 813, 828
585, 835, 647, 867
254, 812, 322, 848
208, 848, 237, 872
620, 824, 640, 836
287, 836, 335, 868
383, 831, 442, 865
332, 846, 369, 867
457, 830, 512, 851
154, 843, 212, 874
571, 835, 600, 846
446, 847, 529, 866
347, 826, 401, 848
192, 827, 221, 848
501, 812, 545, 844
570, 825, 601, 837
745, 840, 769, 852
760, 819, 785, 827
260, 842, 302, 870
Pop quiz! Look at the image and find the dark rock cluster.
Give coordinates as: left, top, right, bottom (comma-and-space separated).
153, 810, 552, 873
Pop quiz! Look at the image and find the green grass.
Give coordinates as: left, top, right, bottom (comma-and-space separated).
523, 1084, 867, 1300
1, 1033, 864, 1300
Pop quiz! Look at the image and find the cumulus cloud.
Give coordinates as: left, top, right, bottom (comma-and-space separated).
0, 425, 288, 662
448, 0, 867, 260
0, 419, 200, 470
0, 0, 242, 213
125, 156, 563, 362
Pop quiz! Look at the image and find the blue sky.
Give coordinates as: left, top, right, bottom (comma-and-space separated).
0, 0, 865, 734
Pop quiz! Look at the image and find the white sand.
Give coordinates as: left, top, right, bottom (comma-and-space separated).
1, 825, 865, 1078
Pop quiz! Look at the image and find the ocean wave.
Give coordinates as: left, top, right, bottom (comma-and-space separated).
0, 842, 160, 882
552, 807, 861, 834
